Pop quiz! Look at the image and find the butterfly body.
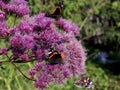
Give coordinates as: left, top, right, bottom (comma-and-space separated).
47, 49, 64, 65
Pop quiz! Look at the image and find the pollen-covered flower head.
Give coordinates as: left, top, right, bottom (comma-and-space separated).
0, 0, 29, 16
1, 11, 86, 89
0, 11, 5, 21
0, 21, 9, 37
23, 13, 86, 89
56, 18, 79, 35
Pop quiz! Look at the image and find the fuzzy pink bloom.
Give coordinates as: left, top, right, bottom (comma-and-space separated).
0, 48, 8, 55
18, 19, 33, 33
35, 62, 43, 71
10, 32, 23, 47
55, 33, 86, 75
32, 64, 71, 89
34, 49, 44, 62
8, 27, 18, 35
0, 11, 86, 90
20, 54, 29, 61
0, 11, 5, 21
64, 38, 86, 75
28, 68, 36, 79
28, 33, 86, 89
18, 15, 33, 33
56, 18, 79, 35
0, 0, 29, 16
22, 35, 35, 50
0, 22, 9, 37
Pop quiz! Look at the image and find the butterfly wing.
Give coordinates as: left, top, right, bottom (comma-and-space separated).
46, 1, 63, 19
49, 53, 63, 65
74, 75, 94, 89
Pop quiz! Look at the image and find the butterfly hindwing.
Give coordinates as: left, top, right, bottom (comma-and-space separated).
74, 74, 94, 89
45, 1, 64, 19
48, 49, 64, 65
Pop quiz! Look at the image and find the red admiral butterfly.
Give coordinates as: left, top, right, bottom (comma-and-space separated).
47, 48, 64, 65
46, 0, 64, 19
74, 74, 94, 89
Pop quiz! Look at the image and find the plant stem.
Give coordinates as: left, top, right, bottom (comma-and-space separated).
13, 14, 17, 27
12, 62, 36, 81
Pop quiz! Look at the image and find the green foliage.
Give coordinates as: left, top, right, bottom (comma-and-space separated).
86, 60, 120, 90
0, 60, 35, 90
109, 51, 120, 60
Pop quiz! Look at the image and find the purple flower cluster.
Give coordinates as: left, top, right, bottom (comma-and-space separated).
24, 14, 85, 89
0, 0, 29, 16
63, 37, 86, 75
0, 10, 9, 37
20, 53, 29, 61
0, 47, 8, 55
56, 18, 79, 35
0, 3, 86, 89
0, 11, 5, 21
0, 21, 9, 37
28, 63, 71, 89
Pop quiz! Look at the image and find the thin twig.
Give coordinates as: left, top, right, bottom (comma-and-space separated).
13, 59, 36, 63
2, 54, 36, 81
12, 62, 36, 81
13, 14, 17, 27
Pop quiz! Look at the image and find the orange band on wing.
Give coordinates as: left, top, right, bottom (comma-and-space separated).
48, 52, 58, 59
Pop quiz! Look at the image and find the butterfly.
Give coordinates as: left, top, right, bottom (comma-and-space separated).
47, 48, 64, 65
74, 74, 94, 89
45, 0, 64, 19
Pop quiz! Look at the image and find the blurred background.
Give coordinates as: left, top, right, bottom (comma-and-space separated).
0, 0, 120, 90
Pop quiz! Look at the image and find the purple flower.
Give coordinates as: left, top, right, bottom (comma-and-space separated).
33, 64, 71, 89
10, 33, 34, 49
1, 0, 10, 4
0, 1, 6, 9
0, 48, 8, 55
20, 54, 29, 61
63, 37, 86, 75
0, 0, 10, 11
0, 10, 86, 90
23, 14, 62, 49
54, 33, 86, 75
28, 68, 36, 79
18, 18, 33, 33
0, 29, 8, 37
6, 0, 29, 16
33, 13, 53, 30
34, 49, 44, 62
37, 28, 61, 47
22, 35, 35, 50
61, 32, 75, 42
0, 11, 5, 21
34, 71, 51, 89
10, 32, 23, 47
10, 32, 25, 59
35, 62, 43, 71
8, 27, 18, 35
24, 13, 86, 89
56, 18, 79, 35
0, 22, 9, 37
